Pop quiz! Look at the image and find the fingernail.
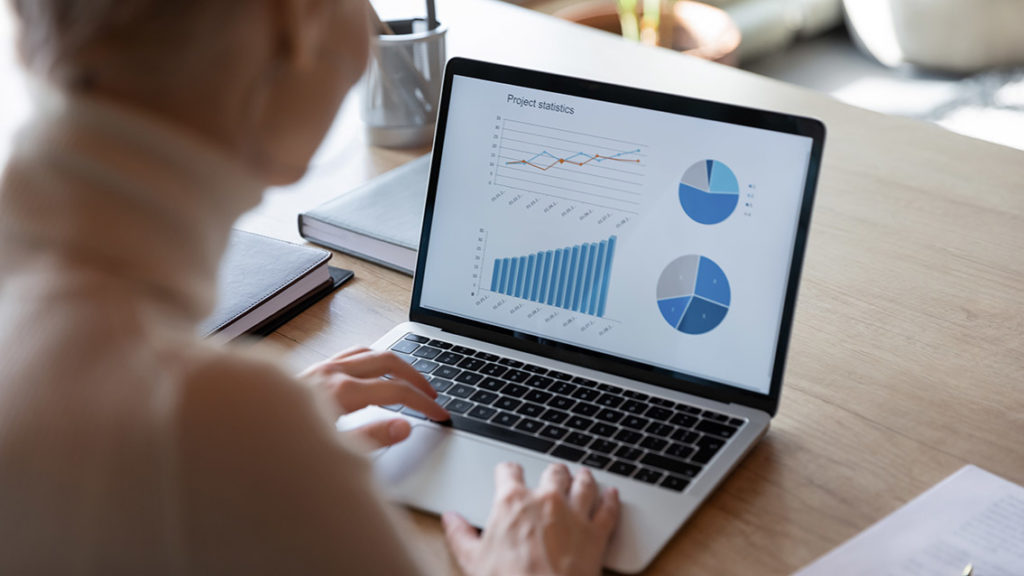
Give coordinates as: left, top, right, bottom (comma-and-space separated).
388, 419, 407, 441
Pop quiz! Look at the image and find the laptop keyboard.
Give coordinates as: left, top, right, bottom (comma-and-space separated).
386, 333, 747, 493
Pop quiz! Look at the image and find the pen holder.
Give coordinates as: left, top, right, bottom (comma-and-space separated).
362, 19, 447, 148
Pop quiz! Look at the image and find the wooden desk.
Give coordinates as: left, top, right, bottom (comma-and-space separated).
234, 0, 1024, 573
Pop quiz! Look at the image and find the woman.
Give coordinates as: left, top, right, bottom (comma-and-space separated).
0, 0, 619, 574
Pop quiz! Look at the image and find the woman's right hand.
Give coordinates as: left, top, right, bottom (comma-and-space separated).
443, 462, 620, 576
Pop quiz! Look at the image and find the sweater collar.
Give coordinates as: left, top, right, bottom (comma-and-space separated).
1, 86, 265, 323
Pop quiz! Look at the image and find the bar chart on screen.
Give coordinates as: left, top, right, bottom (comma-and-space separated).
487, 236, 617, 318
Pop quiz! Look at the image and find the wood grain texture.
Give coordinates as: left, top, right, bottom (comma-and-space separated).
233, 1, 1024, 573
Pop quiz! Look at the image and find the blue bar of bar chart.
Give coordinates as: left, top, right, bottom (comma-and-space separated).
488, 236, 617, 318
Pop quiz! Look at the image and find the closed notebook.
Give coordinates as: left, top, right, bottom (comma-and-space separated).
298, 153, 429, 275
199, 230, 353, 341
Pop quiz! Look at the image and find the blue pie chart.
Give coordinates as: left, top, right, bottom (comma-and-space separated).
678, 159, 739, 225
656, 255, 730, 335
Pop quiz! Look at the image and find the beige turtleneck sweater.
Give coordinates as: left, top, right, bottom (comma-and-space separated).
0, 90, 428, 575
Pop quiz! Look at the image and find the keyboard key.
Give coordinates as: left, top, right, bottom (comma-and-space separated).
478, 377, 506, 392
646, 422, 674, 437
470, 390, 499, 405
540, 409, 569, 424
430, 379, 453, 393
548, 370, 573, 381
590, 439, 618, 454
571, 387, 600, 402
446, 399, 473, 414
435, 394, 452, 407
607, 461, 638, 477
452, 345, 476, 355
498, 358, 524, 368
492, 411, 520, 428
524, 390, 552, 404
427, 339, 452, 349
678, 405, 702, 415
504, 369, 530, 383
670, 413, 699, 428
614, 429, 642, 445
728, 417, 746, 427
494, 397, 522, 411
548, 396, 575, 410
692, 435, 725, 464
548, 381, 577, 396
672, 429, 700, 444
448, 384, 475, 398
514, 418, 543, 434
400, 407, 427, 420
581, 453, 611, 470
475, 351, 500, 362
540, 425, 568, 440
623, 390, 650, 401
648, 397, 676, 409
479, 363, 507, 378
591, 423, 617, 438
572, 376, 597, 386
621, 399, 647, 414
622, 416, 650, 430
457, 357, 486, 371
705, 411, 730, 423
435, 365, 460, 379
412, 359, 439, 374
436, 352, 464, 365
454, 372, 483, 385
666, 443, 694, 460
634, 468, 663, 484
516, 403, 545, 418
566, 416, 594, 431
449, 414, 553, 453
382, 404, 403, 411
393, 353, 415, 365
570, 402, 599, 417
526, 375, 554, 389
695, 419, 739, 439
614, 446, 643, 461
640, 437, 668, 452
597, 383, 623, 394
640, 453, 702, 478
646, 405, 672, 420
468, 405, 498, 421
660, 476, 690, 492
596, 393, 624, 408
502, 383, 529, 397
523, 364, 548, 374
404, 334, 430, 343
596, 408, 624, 423
564, 432, 593, 447
412, 346, 442, 359
551, 444, 585, 463
390, 340, 420, 354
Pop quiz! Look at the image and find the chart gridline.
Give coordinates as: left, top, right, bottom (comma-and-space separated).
490, 236, 617, 317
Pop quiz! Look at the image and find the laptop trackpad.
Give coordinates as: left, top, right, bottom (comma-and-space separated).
374, 423, 558, 528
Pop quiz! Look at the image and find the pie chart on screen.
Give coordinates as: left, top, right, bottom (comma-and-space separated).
678, 159, 739, 225
657, 255, 731, 335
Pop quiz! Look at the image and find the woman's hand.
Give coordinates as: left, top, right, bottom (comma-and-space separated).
299, 347, 449, 448
443, 462, 620, 576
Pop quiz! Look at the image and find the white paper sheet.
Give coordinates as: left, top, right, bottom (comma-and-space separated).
795, 465, 1024, 576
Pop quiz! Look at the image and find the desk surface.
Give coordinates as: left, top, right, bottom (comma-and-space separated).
234, 0, 1024, 573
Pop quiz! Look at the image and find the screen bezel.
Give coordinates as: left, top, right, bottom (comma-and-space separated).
410, 57, 825, 416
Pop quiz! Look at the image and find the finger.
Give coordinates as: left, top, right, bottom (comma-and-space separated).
442, 511, 480, 567
569, 467, 598, 515
537, 463, 572, 495
593, 487, 621, 539
342, 378, 449, 421
334, 351, 436, 399
494, 461, 525, 501
349, 418, 411, 449
329, 346, 372, 361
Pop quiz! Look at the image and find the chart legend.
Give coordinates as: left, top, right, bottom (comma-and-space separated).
490, 236, 617, 317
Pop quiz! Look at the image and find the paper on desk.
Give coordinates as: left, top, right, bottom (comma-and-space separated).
795, 465, 1024, 576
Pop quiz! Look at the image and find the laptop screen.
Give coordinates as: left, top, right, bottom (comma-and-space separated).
418, 71, 815, 396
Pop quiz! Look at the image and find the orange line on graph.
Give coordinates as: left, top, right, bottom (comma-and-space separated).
505, 149, 642, 171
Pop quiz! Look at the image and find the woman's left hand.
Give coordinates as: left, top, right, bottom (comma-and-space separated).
299, 347, 449, 448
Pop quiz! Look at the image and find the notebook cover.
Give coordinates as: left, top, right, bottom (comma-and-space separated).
298, 153, 429, 274
199, 230, 353, 339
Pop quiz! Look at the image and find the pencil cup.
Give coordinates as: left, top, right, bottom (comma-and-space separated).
362, 19, 447, 148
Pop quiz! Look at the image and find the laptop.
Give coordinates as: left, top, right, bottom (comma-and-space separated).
342, 57, 825, 573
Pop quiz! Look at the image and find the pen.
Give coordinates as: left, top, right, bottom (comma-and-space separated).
962, 563, 973, 576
